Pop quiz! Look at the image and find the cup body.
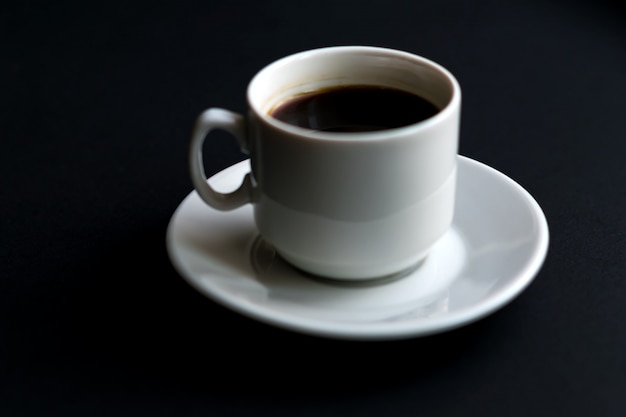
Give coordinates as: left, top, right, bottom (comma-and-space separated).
245, 46, 461, 280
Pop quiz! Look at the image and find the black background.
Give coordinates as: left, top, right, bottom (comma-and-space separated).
2, 0, 625, 415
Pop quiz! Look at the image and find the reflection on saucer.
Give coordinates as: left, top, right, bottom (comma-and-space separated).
248, 232, 464, 323
251, 236, 426, 287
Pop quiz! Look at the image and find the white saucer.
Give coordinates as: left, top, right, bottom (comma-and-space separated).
166, 156, 549, 340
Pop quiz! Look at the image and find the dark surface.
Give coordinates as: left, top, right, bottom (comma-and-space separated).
2, 0, 625, 415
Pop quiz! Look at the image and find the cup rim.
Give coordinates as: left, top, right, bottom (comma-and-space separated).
247, 45, 461, 141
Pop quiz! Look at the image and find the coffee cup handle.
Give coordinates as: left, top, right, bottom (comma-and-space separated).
189, 108, 254, 211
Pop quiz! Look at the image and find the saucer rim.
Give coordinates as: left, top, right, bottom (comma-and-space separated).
166, 155, 549, 340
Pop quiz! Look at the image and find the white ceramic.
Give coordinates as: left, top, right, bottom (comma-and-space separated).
167, 156, 549, 341
189, 46, 461, 280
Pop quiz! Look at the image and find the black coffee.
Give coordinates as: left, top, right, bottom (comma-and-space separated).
269, 85, 439, 132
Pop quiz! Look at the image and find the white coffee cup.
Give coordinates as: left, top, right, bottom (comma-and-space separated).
189, 46, 461, 281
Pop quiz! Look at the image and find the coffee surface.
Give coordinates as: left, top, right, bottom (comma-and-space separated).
269, 85, 439, 132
